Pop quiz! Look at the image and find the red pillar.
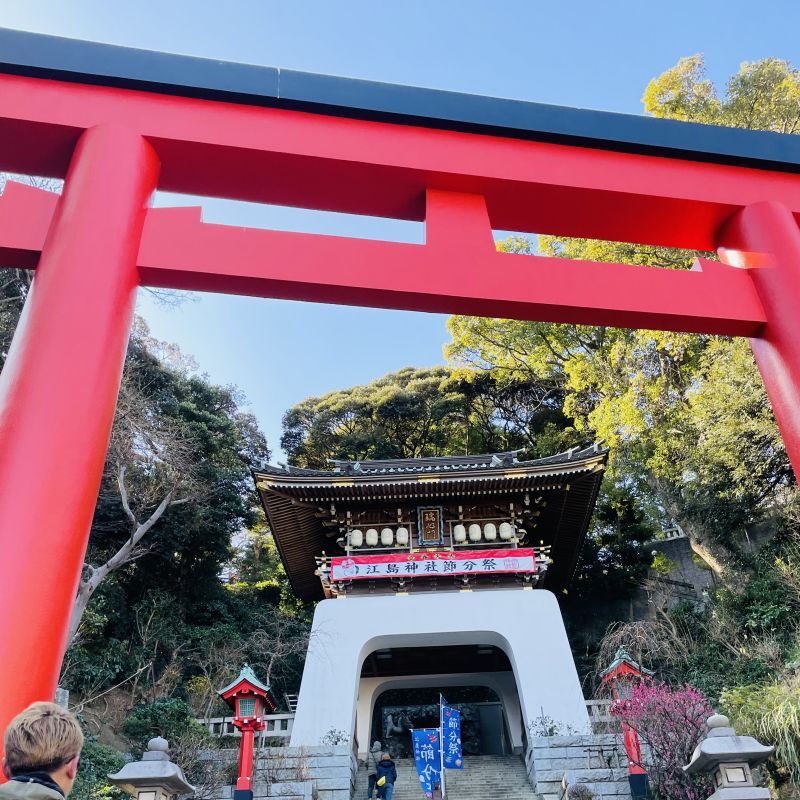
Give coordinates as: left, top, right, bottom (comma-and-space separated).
0, 125, 159, 752
236, 728, 256, 791
717, 202, 800, 478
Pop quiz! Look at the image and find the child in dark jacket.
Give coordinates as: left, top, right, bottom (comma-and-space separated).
375, 753, 397, 800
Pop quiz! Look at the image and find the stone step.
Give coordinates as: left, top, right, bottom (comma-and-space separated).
356, 754, 539, 799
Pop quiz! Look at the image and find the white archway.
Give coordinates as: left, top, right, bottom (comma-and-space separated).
289, 589, 589, 755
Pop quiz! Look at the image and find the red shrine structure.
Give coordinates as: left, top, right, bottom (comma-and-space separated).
601, 648, 654, 799
219, 665, 278, 800
4, 26, 800, 764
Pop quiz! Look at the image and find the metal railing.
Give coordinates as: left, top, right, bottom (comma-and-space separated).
198, 713, 295, 740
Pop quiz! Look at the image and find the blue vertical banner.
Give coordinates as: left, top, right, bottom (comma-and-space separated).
442, 704, 464, 769
411, 728, 441, 798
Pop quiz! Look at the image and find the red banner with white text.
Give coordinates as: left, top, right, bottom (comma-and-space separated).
329, 548, 536, 581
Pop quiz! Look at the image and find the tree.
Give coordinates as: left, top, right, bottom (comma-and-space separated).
55, 322, 273, 704
282, 367, 468, 466
446, 57, 800, 580
643, 55, 800, 133
282, 364, 574, 468
67, 373, 196, 644
611, 682, 714, 800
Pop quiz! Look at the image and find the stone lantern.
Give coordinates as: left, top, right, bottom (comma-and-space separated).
684, 714, 774, 800
108, 737, 194, 800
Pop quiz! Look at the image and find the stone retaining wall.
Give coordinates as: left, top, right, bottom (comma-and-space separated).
526, 734, 631, 800
215, 745, 355, 800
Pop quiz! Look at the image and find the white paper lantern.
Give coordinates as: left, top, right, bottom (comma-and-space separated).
396, 527, 409, 546
381, 527, 394, 546
499, 522, 514, 540
453, 524, 467, 543
483, 522, 497, 541
350, 529, 364, 547
468, 523, 482, 542
365, 528, 379, 546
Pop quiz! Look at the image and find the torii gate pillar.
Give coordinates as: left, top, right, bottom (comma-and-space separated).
718, 201, 800, 478
0, 125, 159, 738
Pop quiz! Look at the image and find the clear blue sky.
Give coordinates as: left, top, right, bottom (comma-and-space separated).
2, 0, 799, 458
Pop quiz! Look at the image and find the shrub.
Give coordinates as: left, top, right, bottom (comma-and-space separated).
567, 785, 596, 800
651, 552, 677, 576
321, 728, 349, 746
722, 677, 800, 789
528, 709, 578, 738
122, 697, 208, 755
611, 682, 714, 800
71, 739, 127, 800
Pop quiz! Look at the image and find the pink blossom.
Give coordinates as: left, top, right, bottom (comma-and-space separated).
611, 682, 715, 800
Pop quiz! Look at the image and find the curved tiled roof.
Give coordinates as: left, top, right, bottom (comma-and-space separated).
259, 443, 605, 477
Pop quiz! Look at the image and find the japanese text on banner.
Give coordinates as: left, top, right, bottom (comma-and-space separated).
330, 548, 536, 582
442, 705, 463, 769
411, 728, 441, 798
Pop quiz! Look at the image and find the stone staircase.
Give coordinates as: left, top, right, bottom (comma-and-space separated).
355, 754, 540, 800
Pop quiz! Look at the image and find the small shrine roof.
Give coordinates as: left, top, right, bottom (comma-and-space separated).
601, 647, 655, 680
218, 664, 272, 697
254, 444, 607, 600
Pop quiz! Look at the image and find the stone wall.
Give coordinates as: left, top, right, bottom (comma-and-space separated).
526, 734, 631, 800
648, 535, 715, 604
215, 745, 356, 800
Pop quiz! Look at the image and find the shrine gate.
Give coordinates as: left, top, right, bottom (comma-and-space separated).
2, 27, 800, 758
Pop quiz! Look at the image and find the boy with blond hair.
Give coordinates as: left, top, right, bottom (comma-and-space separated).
1, 702, 83, 799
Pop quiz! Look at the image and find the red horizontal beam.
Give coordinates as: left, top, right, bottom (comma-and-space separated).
0, 182, 766, 336
0, 181, 58, 268
2, 74, 800, 250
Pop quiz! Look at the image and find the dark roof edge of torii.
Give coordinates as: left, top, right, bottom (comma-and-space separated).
1, 26, 800, 174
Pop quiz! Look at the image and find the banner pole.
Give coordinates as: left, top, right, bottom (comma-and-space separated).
440, 694, 446, 799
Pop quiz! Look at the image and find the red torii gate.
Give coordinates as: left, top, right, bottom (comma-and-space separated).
1, 29, 800, 748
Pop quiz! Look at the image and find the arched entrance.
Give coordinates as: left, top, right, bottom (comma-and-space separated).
363, 665, 520, 758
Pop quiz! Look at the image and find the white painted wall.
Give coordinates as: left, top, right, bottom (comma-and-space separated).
357, 671, 524, 757
290, 589, 589, 752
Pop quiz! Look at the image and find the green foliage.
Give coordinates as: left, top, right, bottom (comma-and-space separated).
446, 57, 800, 581
48, 318, 307, 708
97, 325, 270, 615
282, 365, 573, 468
571, 483, 652, 599
664, 531, 800, 703
651, 553, 677, 576
644, 55, 800, 134
722, 678, 800, 789
72, 740, 127, 800
282, 367, 465, 466
122, 698, 207, 755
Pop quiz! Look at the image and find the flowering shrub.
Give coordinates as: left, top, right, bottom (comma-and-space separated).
611, 682, 714, 800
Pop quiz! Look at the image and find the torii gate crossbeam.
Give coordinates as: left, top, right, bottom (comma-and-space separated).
1, 28, 800, 749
